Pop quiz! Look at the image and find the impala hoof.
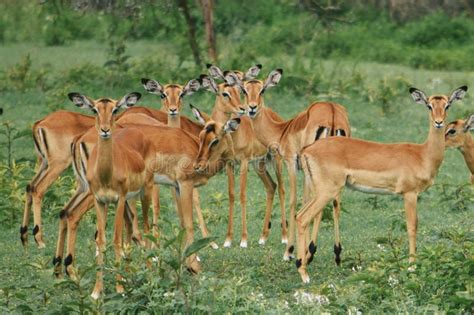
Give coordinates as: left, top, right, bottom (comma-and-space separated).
283, 252, 295, 261
300, 272, 310, 284
240, 240, 248, 248
258, 238, 266, 245
91, 291, 101, 300
281, 237, 288, 244
223, 240, 232, 248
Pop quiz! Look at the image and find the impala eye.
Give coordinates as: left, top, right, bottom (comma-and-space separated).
91, 107, 98, 115
112, 107, 119, 115
160, 93, 166, 99
222, 92, 230, 98
427, 104, 433, 111
447, 129, 456, 135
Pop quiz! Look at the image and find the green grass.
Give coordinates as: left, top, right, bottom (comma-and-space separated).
0, 41, 473, 313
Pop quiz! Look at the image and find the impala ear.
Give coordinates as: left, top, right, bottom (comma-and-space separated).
190, 104, 208, 125
200, 74, 219, 94
224, 71, 246, 93
182, 79, 201, 96
463, 114, 474, 132
447, 86, 468, 108
244, 64, 262, 80
68, 93, 94, 110
409, 87, 429, 106
223, 117, 241, 133
117, 92, 141, 110
207, 64, 225, 80
141, 78, 163, 95
261, 69, 282, 94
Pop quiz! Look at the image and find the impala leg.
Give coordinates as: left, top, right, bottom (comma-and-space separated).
21, 157, 47, 246
193, 189, 218, 249
125, 200, 144, 247
333, 196, 342, 266
403, 192, 418, 264
152, 184, 160, 241
53, 188, 89, 278
283, 159, 297, 260
296, 194, 333, 284
113, 197, 127, 294
91, 200, 107, 300
180, 181, 200, 273
275, 155, 287, 244
224, 163, 235, 247
64, 193, 94, 279
31, 160, 70, 248
255, 160, 277, 246
239, 159, 249, 248
141, 178, 153, 247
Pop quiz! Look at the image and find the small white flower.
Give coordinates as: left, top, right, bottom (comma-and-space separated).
377, 244, 385, 251
294, 290, 329, 306
352, 265, 362, 272
388, 274, 399, 287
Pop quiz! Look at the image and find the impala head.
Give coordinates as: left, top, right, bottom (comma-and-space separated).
445, 115, 474, 148
409, 86, 468, 129
203, 64, 263, 116
141, 78, 200, 116
194, 118, 241, 172
68, 92, 141, 139
244, 68, 283, 118
200, 73, 246, 116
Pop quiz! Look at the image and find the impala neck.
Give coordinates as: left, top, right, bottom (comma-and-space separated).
168, 114, 181, 128
252, 104, 289, 147
461, 134, 474, 174
95, 135, 114, 186
211, 100, 234, 123
424, 120, 446, 175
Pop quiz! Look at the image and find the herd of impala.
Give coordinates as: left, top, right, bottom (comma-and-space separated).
19, 64, 473, 298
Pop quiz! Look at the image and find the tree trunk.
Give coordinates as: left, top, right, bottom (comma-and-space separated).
178, 0, 202, 66
200, 0, 217, 63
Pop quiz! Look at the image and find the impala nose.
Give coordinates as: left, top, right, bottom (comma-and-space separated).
169, 108, 178, 116
434, 120, 444, 129
100, 128, 111, 138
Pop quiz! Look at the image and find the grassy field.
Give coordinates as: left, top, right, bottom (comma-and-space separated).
0, 40, 473, 313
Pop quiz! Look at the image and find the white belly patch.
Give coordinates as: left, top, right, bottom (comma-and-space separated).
154, 174, 176, 187
345, 182, 395, 195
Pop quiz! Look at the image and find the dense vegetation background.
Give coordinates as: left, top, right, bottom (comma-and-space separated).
0, 0, 473, 313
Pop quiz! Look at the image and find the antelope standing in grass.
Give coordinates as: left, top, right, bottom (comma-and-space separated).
54, 113, 163, 277
141, 77, 219, 248
295, 86, 467, 283
67, 92, 150, 298
445, 115, 474, 184
193, 64, 288, 247
241, 68, 351, 260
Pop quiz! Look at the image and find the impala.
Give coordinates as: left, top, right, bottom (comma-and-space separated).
54, 113, 163, 277
67, 92, 150, 298
241, 68, 351, 260
445, 115, 474, 183
21, 111, 94, 248
295, 86, 468, 283
194, 64, 288, 247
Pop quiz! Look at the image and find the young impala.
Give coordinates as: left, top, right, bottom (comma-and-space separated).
295, 86, 467, 283
67, 92, 150, 298
241, 68, 351, 260
141, 77, 219, 249
194, 64, 288, 247
445, 115, 474, 183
